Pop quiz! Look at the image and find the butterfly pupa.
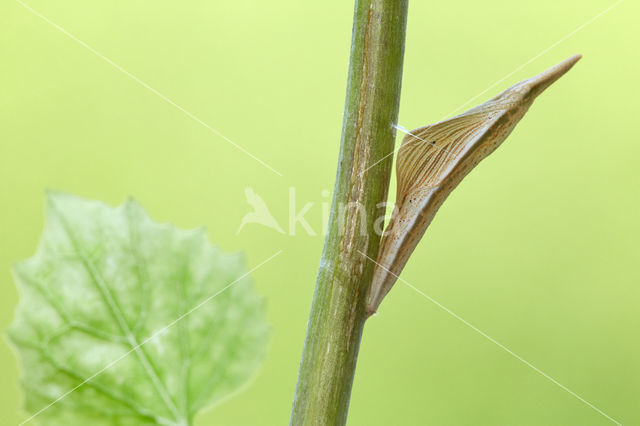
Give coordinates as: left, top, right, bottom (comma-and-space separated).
366, 54, 582, 317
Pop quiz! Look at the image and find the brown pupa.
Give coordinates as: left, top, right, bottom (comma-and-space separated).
367, 54, 582, 316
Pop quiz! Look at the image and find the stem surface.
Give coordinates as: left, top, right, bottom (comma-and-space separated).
290, 1, 408, 424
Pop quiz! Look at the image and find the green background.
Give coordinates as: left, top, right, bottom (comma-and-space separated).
1, 0, 638, 424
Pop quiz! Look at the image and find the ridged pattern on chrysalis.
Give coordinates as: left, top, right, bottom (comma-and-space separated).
367, 54, 582, 316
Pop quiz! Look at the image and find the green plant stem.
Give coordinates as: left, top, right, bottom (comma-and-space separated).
290, 1, 408, 424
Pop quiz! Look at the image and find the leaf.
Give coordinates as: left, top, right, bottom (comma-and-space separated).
8, 192, 269, 426
367, 54, 582, 315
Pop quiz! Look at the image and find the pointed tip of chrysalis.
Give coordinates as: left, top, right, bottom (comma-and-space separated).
525, 54, 582, 98
553, 53, 582, 75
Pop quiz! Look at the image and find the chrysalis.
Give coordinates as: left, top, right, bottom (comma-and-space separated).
367, 54, 582, 316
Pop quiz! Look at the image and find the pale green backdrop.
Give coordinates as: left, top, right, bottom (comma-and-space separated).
1, 0, 639, 424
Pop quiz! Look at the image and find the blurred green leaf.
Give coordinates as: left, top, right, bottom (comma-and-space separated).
8, 192, 268, 426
